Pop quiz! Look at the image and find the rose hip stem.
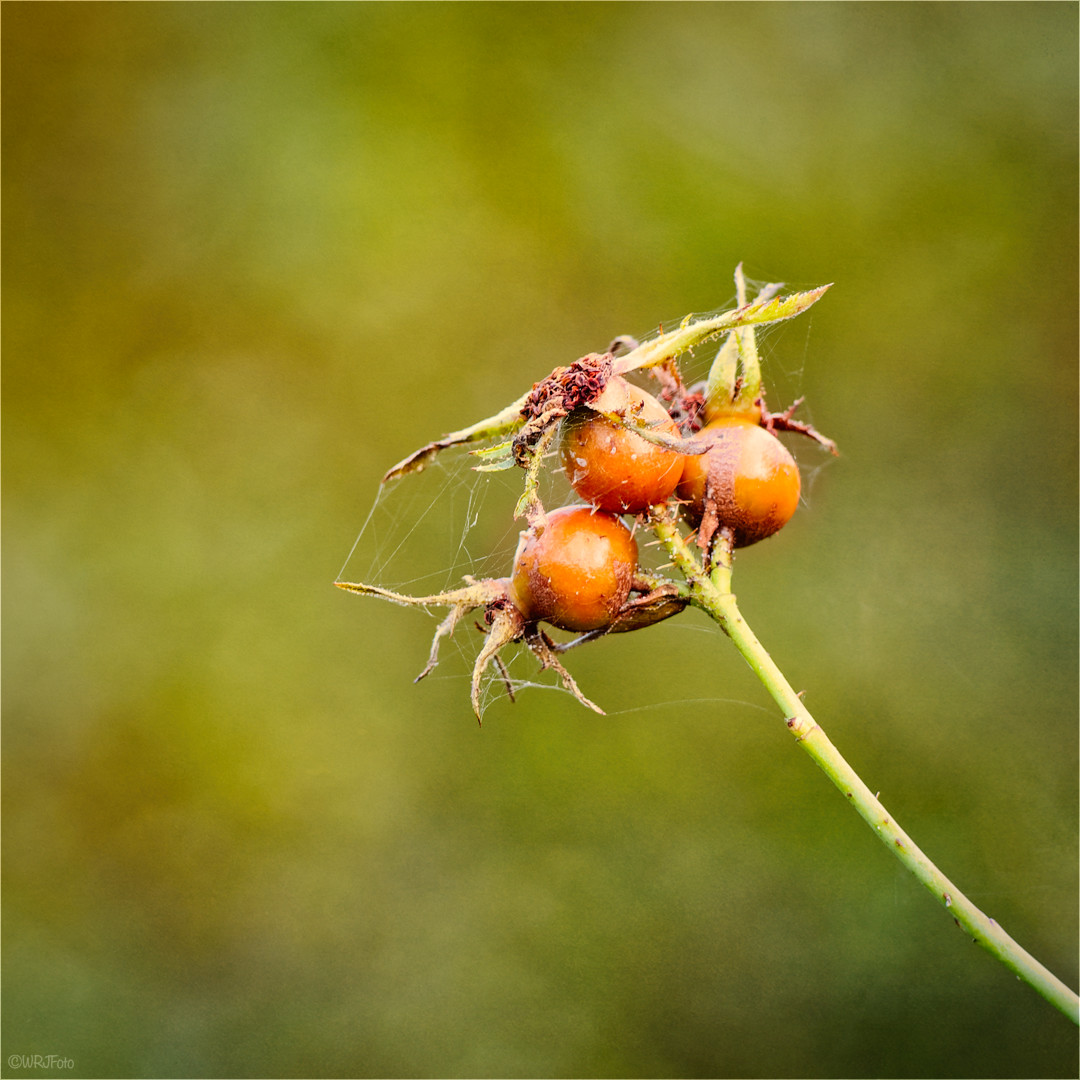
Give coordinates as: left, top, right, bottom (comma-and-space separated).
650, 507, 1080, 1025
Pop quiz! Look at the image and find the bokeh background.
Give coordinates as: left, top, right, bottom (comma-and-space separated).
4, 4, 1077, 1078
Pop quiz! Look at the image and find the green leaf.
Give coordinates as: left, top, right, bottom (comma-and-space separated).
614, 282, 832, 377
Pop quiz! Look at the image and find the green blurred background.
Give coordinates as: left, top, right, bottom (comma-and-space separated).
4, 4, 1077, 1077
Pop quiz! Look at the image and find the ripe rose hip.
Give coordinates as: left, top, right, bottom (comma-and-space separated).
560, 376, 684, 513
510, 504, 638, 632
677, 418, 801, 547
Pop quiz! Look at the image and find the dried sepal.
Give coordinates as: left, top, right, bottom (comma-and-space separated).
333, 576, 508, 611
522, 625, 604, 714
518, 352, 614, 431
415, 603, 468, 683
648, 358, 707, 434
490, 651, 516, 703
335, 576, 510, 687
761, 397, 839, 456
382, 392, 530, 483
608, 581, 690, 632
511, 352, 615, 523
547, 575, 690, 652
335, 574, 609, 721
471, 601, 526, 720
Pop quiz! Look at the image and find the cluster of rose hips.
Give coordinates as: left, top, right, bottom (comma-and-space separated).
338, 272, 835, 720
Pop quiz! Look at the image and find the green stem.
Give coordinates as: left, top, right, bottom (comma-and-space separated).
651, 513, 1080, 1025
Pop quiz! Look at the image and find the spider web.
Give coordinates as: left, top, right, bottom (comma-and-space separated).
750, 292, 837, 506
336, 280, 836, 720
335, 435, 577, 717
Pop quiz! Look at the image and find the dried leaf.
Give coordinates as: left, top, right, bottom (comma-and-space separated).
382, 392, 529, 483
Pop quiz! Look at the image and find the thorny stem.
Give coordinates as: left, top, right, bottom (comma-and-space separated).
650, 510, 1080, 1026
